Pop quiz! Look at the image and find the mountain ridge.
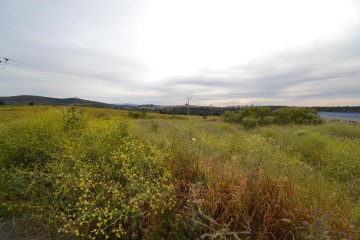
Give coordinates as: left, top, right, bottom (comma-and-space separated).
0, 95, 113, 107
1, 95, 359, 114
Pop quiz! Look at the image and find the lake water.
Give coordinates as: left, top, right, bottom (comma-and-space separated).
319, 112, 360, 119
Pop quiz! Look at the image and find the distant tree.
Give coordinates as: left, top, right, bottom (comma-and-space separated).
28, 102, 35, 106
0, 99, 5, 105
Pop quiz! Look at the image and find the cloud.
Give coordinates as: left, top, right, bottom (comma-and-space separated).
0, 0, 359, 106
161, 27, 360, 106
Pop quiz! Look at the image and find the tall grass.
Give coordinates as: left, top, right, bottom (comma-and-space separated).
0, 106, 359, 239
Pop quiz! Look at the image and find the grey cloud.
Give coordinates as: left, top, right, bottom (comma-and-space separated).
162, 26, 360, 105
0, 0, 146, 89
1, 0, 360, 106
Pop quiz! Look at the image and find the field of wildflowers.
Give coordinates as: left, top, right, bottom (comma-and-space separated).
0, 106, 359, 239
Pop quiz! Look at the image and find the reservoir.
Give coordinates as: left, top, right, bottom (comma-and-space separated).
319, 112, 360, 119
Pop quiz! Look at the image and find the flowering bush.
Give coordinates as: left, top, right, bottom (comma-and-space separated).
57, 138, 175, 239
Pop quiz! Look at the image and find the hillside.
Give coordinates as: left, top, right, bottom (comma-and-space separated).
1, 96, 359, 115
0, 95, 113, 107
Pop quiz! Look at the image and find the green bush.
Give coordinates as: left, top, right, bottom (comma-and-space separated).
223, 106, 271, 125
242, 117, 258, 129
223, 106, 322, 127
63, 106, 87, 131
273, 107, 322, 125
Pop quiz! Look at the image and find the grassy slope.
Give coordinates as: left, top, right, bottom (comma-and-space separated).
0, 106, 359, 239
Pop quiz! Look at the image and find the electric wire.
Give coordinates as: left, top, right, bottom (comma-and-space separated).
0, 57, 9, 69
0, 57, 106, 87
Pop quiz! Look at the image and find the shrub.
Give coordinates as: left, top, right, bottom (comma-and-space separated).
223, 107, 322, 127
242, 117, 258, 129
57, 138, 175, 239
63, 106, 87, 131
273, 107, 322, 125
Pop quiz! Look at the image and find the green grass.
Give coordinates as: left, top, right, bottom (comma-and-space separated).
0, 106, 359, 239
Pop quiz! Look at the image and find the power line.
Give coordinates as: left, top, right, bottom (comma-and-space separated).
3, 57, 82, 79
6, 62, 60, 75
0, 58, 9, 69
0, 56, 106, 87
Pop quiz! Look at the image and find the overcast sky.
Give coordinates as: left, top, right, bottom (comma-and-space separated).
1, 0, 360, 106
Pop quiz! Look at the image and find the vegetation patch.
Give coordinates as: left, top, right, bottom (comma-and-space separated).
0, 106, 359, 239
223, 106, 323, 127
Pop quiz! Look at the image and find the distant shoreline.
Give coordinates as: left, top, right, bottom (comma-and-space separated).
321, 115, 360, 123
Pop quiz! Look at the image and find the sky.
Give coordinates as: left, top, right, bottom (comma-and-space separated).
1, 0, 360, 106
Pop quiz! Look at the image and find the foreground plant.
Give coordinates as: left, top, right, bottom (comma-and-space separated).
0, 108, 175, 239
56, 138, 175, 239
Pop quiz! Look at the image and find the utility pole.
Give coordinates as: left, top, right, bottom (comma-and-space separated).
210, 104, 213, 116
186, 97, 192, 116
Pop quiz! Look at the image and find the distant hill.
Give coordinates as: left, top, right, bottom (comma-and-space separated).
1, 95, 359, 115
0, 95, 114, 107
